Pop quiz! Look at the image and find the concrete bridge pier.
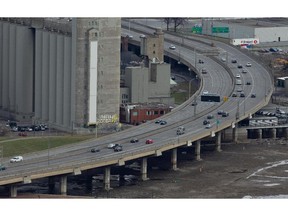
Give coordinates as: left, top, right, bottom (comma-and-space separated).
171, 148, 178, 170
232, 125, 238, 143
48, 176, 55, 194
195, 140, 202, 161
60, 175, 67, 195
284, 128, 288, 139
271, 128, 277, 139
104, 167, 111, 191
216, 131, 222, 152
10, 185, 17, 198
141, 157, 149, 181
257, 129, 262, 140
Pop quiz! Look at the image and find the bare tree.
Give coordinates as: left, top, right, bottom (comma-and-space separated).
171, 18, 188, 32
163, 18, 173, 31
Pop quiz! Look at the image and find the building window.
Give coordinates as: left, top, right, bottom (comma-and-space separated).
160, 110, 164, 115
153, 51, 155, 54
132, 111, 138, 116
153, 44, 156, 47
154, 111, 158, 115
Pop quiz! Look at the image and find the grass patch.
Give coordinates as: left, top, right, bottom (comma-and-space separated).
0, 135, 95, 157
171, 92, 188, 105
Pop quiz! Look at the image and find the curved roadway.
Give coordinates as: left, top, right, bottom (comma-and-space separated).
0, 20, 273, 186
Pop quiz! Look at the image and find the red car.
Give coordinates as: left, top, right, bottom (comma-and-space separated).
145, 139, 154, 144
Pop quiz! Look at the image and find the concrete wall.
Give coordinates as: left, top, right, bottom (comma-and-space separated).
0, 22, 34, 120
255, 27, 288, 42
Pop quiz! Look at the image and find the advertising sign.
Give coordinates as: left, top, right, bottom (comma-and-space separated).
231, 38, 260, 46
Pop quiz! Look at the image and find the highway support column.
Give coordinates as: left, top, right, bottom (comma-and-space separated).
171, 148, 178, 170
257, 129, 262, 140
104, 167, 111, 191
141, 157, 149, 181
48, 176, 55, 194
195, 140, 201, 161
271, 128, 277, 139
285, 128, 288, 139
232, 124, 238, 143
216, 131, 222, 152
10, 185, 17, 198
60, 175, 67, 195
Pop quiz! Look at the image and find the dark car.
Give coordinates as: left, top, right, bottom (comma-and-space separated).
237, 64, 243, 68
232, 92, 237, 97
155, 119, 162, 124
240, 92, 245, 97
217, 110, 224, 115
198, 59, 204, 64
207, 114, 214, 119
160, 120, 167, 125
114, 145, 123, 152
251, 93, 256, 98
0, 164, 6, 171
231, 59, 237, 63
130, 138, 139, 143
91, 148, 100, 153
246, 81, 251, 85
222, 112, 229, 117
203, 120, 210, 125
191, 101, 197, 106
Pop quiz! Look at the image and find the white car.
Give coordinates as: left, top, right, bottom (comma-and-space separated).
202, 90, 209, 95
246, 62, 252, 67
139, 34, 146, 38
10, 156, 23, 163
242, 69, 248, 73
107, 143, 117, 149
169, 45, 176, 50
235, 74, 241, 79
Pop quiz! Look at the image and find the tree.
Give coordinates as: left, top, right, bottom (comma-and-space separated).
163, 18, 173, 31
171, 18, 188, 32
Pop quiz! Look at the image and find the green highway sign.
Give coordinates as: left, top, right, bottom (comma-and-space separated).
192, 26, 202, 34
212, 27, 229, 33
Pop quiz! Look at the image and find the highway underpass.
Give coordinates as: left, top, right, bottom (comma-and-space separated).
0, 19, 275, 197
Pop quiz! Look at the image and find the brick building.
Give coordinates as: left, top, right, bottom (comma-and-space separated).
120, 103, 172, 125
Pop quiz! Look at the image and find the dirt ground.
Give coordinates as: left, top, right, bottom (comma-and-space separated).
90, 137, 288, 199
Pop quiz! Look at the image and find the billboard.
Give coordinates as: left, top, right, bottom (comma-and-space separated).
231, 38, 260, 46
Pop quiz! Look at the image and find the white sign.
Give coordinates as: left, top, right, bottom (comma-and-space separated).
231, 38, 259, 46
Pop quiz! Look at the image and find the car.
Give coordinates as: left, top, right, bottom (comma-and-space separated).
207, 114, 214, 119
160, 120, 167, 125
176, 126, 185, 135
217, 110, 224, 115
126, 35, 133, 39
203, 120, 210, 125
114, 145, 123, 152
107, 143, 117, 149
222, 112, 229, 117
251, 93, 256, 98
246, 81, 251, 85
155, 119, 162, 124
0, 164, 6, 171
246, 62, 252, 67
169, 45, 176, 50
202, 90, 209, 95
198, 59, 204, 64
240, 92, 245, 97
231, 59, 237, 63
221, 57, 226, 62
242, 69, 248, 73
171, 76, 176, 80
236, 87, 243, 92
130, 138, 139, 143
139, 34, 146, 38
205, 124, 212, 129
191, 101, 197, 106
146, 139, 154, 144
10, 156, 23, 163
201, 68, 207, 74
232, 92, 237, 97
237, 64, 243, 68
91, 148, 100, 153
235, 74, 241, 79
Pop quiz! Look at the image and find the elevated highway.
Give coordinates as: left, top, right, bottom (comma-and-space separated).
0, 19, 274, 197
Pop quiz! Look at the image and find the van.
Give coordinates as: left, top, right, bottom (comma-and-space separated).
176, 126, 185, 135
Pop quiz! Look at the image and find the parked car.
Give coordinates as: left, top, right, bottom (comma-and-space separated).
91, 148, 100, 153
0, 164, 6, 171
169, 45, 176, 50
10, 156, 23, 163
130, 138, 139, 143
146, 139, 154, 144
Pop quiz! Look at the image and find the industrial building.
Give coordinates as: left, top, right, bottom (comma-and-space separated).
201, 18, 288, 43
0, 18, 121, 132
